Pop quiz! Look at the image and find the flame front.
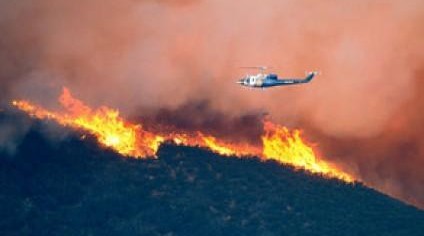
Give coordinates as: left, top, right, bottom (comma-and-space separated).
261, 121, 353, 182
13, 88, 163, 157
200, 134, 261, 157
12, 87, 354, 182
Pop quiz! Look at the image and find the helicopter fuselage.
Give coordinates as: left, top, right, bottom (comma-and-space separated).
237, 72, 316, 88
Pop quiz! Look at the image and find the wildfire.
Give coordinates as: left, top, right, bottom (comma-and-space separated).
12, 87, 354, 182
262, 121, 353, 182
12, 88, 163, 157
199, 134, 261, 157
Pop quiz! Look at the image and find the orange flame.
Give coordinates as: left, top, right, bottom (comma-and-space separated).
12, 88, 163, 157
12, 87, 353, 182
261, 121, 353, 182
199, 134, 261, 157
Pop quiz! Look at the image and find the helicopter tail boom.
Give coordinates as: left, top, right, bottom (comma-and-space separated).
302, 71, 317, 83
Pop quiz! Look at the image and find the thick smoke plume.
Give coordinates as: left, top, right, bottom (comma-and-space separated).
1, 0, 424, 207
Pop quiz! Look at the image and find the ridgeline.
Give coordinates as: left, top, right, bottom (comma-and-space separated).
1, 115, 423, 236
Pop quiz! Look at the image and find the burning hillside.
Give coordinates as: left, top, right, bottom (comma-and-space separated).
0, 121, 423, 236
12, 87, 353, 182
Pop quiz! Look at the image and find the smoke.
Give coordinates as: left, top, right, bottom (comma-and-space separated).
307, 67, 424, 208
1, 0, 424, 207
137, 100, 265, 145
0, 113, 31, 156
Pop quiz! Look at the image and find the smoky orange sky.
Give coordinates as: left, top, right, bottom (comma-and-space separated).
1, 0, 424, 208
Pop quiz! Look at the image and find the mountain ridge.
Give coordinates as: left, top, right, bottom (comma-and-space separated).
0, 116, 423, 236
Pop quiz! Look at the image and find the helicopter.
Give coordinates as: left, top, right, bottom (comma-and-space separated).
236, 66, 317, 88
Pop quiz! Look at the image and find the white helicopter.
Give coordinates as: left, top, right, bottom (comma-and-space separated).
237, 66, 318, 88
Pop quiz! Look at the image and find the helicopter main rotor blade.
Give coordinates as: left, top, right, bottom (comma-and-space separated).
239, 66, 272, 70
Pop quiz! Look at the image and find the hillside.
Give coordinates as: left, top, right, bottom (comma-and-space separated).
1, 116, 424, 236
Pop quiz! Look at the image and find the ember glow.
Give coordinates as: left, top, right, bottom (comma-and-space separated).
12, 87, 353, 182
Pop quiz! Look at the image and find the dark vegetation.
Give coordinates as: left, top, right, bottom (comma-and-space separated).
1, 114, 424, 236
